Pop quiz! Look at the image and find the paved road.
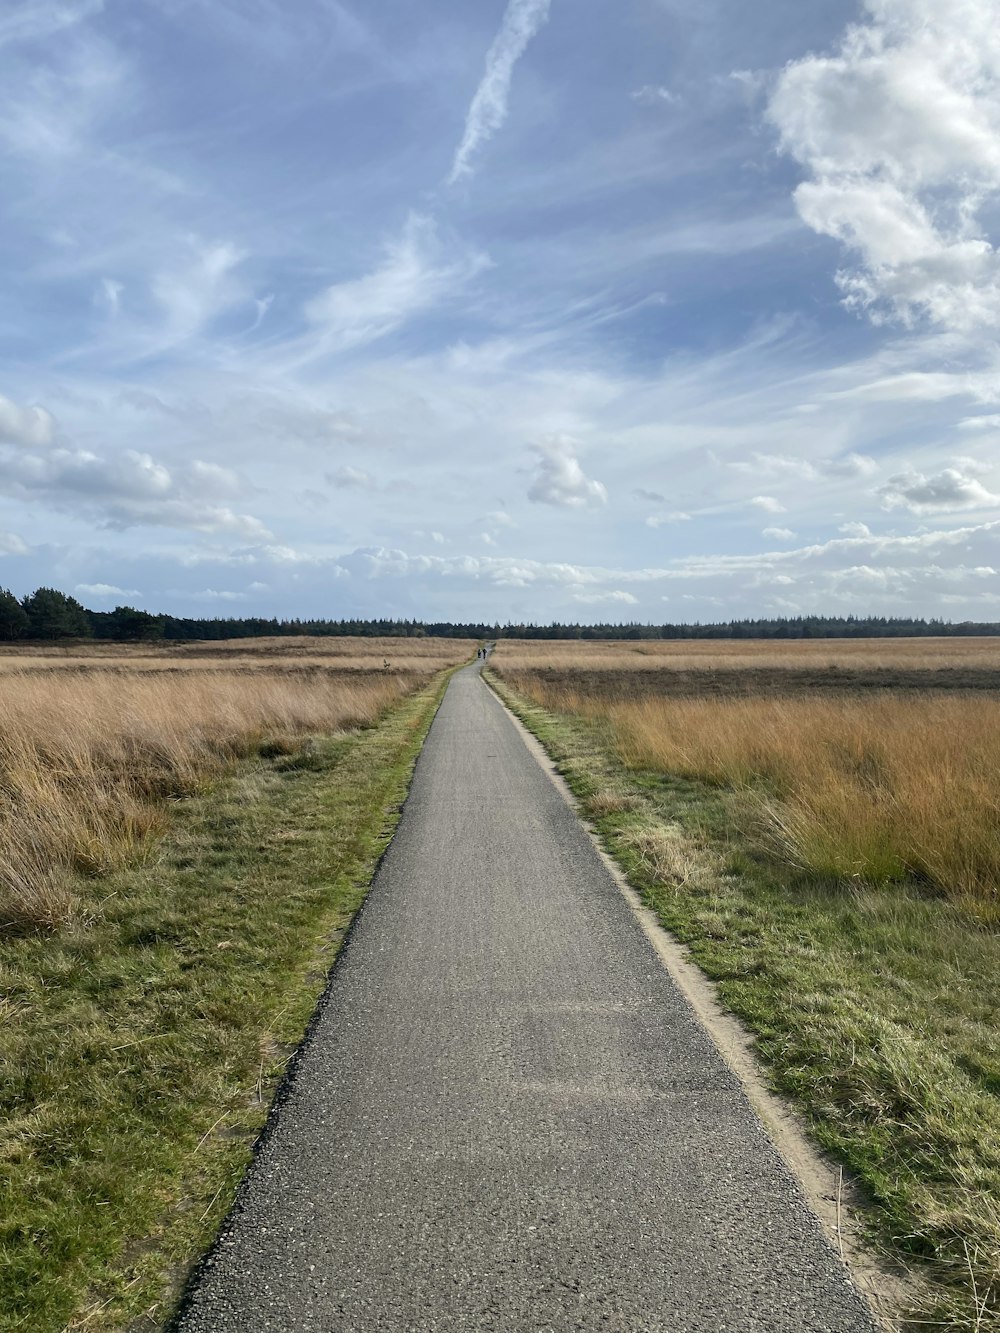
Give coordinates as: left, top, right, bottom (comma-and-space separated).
175, 663, 879, 1333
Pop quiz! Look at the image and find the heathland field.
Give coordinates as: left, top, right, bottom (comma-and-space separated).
0, 637, 469, 1331
488, 638, 1000, 1330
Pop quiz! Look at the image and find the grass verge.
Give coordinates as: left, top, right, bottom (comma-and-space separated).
0, 670, 453, 1333
487, 670, 1000, 1333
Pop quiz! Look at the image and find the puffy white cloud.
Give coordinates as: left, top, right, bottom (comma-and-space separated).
763, 526, 796, 540
0, 447, 171, 499
305, 213, 489, 353
527, 435, 608, 508
448, 0, 551, 184
769, 0, 1000, 332
0, 393, 55, 448
750, 495, 786, 513
0, 442, 270, 537
839, 521, 872, 537
877, 462, 1000, 513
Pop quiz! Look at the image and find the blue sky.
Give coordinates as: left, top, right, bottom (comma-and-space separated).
2, 0, 999, 623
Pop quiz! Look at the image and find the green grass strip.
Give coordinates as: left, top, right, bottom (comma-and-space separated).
487, 671, 1000, 1333
0, 670, 453, 1332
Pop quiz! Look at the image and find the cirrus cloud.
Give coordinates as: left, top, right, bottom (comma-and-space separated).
448, 0, 551, 184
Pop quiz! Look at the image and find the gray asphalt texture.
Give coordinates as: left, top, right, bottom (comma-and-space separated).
176, 662, 880, 1333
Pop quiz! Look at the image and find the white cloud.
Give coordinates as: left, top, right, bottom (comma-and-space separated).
646, 511, 691, 528
0, 532, 27, 555
188, 588, 249, 602
825, 451, 879, 478
571, 590, 639, 606
763, 526, 796, 540
0, 24, 124, 159
305, 213, 489, 353
328, 465, 375, 490
632, 85, 679, 107
152, 238, 248, 346
877, 463, 1000, 513
731, 450, 878, 480
187, 460, 246, 500
0, 1, 105, 50
0, 393, 55, 448
750, 494, 786, 513
97, 276, 123, 315
769, 0, 1000, 332
448, 0, 551, 184
839, 521, 872, 537
527, 435, 608, 508
76, 582, 139, 598
0, 443, 270, 538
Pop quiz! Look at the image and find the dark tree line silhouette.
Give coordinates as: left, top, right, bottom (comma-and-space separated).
0, 585, 997, 642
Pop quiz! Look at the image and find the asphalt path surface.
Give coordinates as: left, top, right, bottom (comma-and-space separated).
175, 661, 880, 1332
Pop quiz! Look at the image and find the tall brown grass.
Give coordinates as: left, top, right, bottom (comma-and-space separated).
0, 641, 469, 934
500, 669, 1000, 916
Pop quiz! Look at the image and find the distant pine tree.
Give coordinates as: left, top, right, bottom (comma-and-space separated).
0, 587, 28, 640
22, 587, 93, 640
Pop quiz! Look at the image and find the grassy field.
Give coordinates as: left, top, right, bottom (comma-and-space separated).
489, 639, 1000, 1331
0, 636, 470, 1331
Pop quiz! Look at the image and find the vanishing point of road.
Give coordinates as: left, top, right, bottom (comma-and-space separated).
175, 660, 880, 1333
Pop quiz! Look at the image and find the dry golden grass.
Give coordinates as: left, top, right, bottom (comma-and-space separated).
0, 634, 468, 675
0, 638, 471, 933
496, 635, 1000, 672
496, 650, 1000, 916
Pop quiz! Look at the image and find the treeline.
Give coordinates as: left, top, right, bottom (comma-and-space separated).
0, 587, 997, 642
501, 615, 1000, 640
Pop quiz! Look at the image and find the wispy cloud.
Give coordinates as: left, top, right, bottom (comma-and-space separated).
303, 212, 489, 356
448, 0, 551, 184
0, 0, 105, 51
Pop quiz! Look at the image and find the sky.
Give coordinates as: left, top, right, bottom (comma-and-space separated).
2, 0, 1000, 624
